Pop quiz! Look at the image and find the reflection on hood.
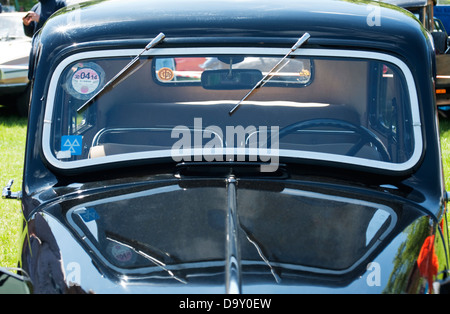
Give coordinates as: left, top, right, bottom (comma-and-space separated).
65, 182, 397, 288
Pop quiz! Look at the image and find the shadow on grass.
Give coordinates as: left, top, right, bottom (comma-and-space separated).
0, 105, 28, 127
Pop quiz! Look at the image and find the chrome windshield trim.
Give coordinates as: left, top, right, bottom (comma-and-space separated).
42, 47, 423, 173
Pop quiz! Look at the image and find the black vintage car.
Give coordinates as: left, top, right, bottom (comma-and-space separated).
2, 0, 450, 294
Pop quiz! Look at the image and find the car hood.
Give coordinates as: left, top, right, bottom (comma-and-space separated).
0, 38, 31, 66
30, 172, 429, 294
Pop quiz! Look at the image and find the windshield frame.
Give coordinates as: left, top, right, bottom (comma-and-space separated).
42, 47, 423, 173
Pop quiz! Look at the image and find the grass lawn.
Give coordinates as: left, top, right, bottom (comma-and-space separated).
440, 118, 450, 190
0, 109, 27, 268
1, 112, 450, 269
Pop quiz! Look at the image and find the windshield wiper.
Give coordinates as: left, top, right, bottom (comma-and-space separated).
229, 33, 311, 116
77, 32, 166, 113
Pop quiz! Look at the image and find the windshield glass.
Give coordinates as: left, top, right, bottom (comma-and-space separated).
44, 48, 421, 172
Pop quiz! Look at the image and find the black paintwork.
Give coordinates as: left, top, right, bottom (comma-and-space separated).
8, 0, 449, 294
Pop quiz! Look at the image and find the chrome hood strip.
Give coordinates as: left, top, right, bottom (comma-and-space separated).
225, 175, 242, 294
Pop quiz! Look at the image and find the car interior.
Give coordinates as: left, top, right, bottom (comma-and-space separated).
51, 54, 414, 165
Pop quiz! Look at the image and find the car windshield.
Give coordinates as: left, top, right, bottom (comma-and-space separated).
44, 48, 421, 172
0, 15, 27, 40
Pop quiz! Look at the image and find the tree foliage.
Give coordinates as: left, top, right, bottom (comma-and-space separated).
1, 0, 37, 11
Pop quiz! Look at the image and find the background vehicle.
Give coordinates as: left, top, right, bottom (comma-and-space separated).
435, 5, 450, 31
382, 0, 450, 112
0, 12, 31, 116
2, 0, 450, 294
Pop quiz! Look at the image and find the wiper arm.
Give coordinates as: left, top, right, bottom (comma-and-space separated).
77, 32, 166, 113
229, 33, 311, 116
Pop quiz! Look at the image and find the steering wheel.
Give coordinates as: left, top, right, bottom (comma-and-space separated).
277, 118, 391, 162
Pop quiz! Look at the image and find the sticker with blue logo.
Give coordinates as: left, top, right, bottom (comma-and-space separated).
78, 208, 100, 222
61, 135, 83, 156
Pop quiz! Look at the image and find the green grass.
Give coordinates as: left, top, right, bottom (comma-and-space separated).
0, 113, 27, 268
440, 118, 450, 190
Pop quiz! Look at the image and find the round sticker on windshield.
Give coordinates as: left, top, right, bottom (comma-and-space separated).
107, 242, 136, 267
64, 63, 105, 100
158, 67, 175, 81
72, 68, 100, 94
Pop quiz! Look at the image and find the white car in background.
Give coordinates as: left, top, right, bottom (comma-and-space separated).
0, 12, 31, 116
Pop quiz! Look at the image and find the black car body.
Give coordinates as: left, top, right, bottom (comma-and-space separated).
3, 0, 450, 294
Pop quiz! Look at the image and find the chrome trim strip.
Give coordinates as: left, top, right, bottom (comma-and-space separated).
0, 82, 28, 88
225, 175, 242, 294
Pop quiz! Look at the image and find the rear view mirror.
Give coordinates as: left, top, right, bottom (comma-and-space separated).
201, 69, 263, 90
0, 268, 32, 294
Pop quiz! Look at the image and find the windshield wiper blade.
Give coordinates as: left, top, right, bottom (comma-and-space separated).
77, 32, 166, 113
228, 33, 311, 116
